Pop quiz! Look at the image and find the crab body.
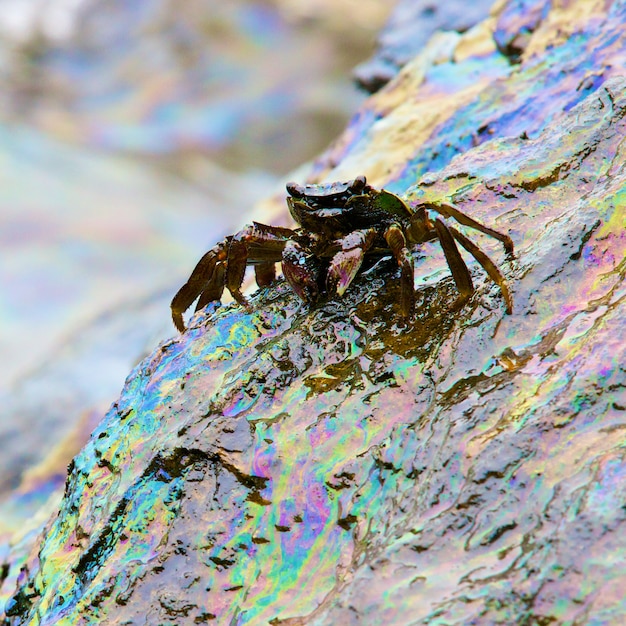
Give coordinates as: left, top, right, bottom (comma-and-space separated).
285, 176, 408, 234
171, 176, 513, 332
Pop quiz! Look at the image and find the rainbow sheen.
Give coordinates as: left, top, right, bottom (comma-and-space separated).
4, 0, 626, 624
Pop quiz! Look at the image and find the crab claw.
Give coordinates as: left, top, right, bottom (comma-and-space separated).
326, 228, 376, 296
282, 240, 321, 304
326, 248, 366, 296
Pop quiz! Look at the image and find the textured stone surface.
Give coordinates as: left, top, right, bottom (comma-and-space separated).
3, 0, 626, 623
354, 0, 495, 91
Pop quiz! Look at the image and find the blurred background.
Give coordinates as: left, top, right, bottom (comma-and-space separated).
0, 0, 394, 504
0, 0, 392, 388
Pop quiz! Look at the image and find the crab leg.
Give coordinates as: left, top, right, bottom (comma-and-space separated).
171, 223, 293, 332
226, 222, 294, 306
171, 240, 230, 332
254, 262, 276, 287
433, 218, 474, 309
384, 223, 415, 317
427, 201, 514, 254
449, 226, 513, 314
195, 263, 226, 312
222, 239, 250, 307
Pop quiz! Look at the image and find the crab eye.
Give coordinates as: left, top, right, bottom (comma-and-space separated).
350, 175, 367, 193
286, 181, 304, 198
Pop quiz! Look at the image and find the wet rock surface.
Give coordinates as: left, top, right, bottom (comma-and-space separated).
3, 0, 626, 623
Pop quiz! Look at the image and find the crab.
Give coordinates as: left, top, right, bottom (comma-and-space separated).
171, 175, 513, 331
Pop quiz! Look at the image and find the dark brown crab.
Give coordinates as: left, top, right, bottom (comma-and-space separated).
171, 176, 513, 331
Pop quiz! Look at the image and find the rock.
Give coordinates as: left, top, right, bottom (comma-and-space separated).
0, 124, 276, 499
354, 0, 495, 92
3, 0, 626, 623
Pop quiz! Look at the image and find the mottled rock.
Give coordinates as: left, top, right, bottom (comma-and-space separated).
3, 0, 626, 624
354, 0, 495, 92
